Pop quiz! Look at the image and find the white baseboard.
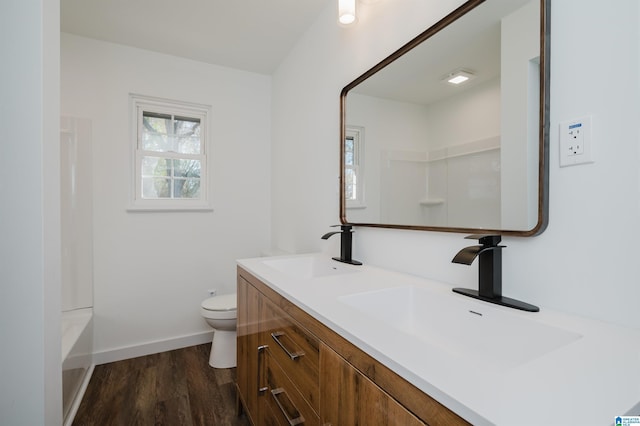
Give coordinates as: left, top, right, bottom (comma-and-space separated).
93, 330, 214, 365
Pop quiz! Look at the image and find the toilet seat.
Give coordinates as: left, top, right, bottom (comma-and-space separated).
201, 294, 237, 320
201, 294, 237, 311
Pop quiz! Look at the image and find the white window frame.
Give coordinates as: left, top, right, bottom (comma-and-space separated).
128, 94, 212, 211
345, 126, 366, 209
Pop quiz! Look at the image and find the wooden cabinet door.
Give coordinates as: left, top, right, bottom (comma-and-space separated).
319, 343, 426, 426
237, 276, 263, 425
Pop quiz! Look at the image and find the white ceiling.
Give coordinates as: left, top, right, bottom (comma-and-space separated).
61, 0, 330, 75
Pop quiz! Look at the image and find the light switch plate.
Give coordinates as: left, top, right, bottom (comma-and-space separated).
559, 116, 593, 167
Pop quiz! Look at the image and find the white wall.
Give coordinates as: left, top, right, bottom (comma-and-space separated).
1, 0, 62, 424
272, 0, 640, 329
61, 34, 272, 360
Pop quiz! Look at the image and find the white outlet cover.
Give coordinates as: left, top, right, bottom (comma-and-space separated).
559, 116, 593, 167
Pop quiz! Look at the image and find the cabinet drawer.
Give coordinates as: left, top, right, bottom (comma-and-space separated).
265, 353, 320, 426
262, 298, 320, 412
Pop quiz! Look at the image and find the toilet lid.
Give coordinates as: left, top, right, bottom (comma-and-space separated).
201, 294, 237, 311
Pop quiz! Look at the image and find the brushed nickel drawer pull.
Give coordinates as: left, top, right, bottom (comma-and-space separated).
271, 331, 305, 360
257, 345, 268, 394
271, 387, 305, 426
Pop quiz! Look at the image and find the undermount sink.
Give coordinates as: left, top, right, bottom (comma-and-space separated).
262, 256, 361, 279
339, 286, 582, 370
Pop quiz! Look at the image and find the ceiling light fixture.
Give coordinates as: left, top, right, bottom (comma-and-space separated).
338, 0, 357, 26
442, 69, 476, 85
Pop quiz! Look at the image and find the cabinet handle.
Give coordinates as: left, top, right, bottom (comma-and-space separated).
271, 331, 305, 360
271, 387, 305, 426
257, 345, 268, 394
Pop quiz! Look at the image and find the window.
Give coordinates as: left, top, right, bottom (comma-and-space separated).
345, 126, 365, 208
130, 95, 212, 211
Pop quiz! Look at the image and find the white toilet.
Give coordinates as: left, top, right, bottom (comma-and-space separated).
200, 293, 237, 368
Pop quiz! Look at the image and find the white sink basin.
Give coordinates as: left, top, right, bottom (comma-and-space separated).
263, 256, 361, 279
339, 286, 582, 370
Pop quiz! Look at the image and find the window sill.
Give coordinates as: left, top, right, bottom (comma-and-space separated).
127, 201, 213, 213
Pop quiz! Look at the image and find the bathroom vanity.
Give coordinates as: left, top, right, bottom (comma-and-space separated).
237, 264, 465, 425
237, 254, 640, 425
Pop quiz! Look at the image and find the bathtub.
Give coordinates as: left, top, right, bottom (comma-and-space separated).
62, 308, 93, 426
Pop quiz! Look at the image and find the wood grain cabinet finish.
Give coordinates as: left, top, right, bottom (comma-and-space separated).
265, 351, 320, 425
320, 343, 425, 426
237, 274, 320, 426
237, 267, 470, 426
236, 276, 262, 425
261, 296, 320, 413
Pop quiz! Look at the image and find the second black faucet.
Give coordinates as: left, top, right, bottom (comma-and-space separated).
321, 224, 362, 265
452, 234, 539, 312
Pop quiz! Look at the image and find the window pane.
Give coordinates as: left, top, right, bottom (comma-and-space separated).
177, 136, 201, 154
345, 137, 354, 151
175, 117, 201, 153
173, 159, 201, 178
174, 116, 200, 136
345, 151, 354, 166
142, 157, 170, 176
142, 177, 171, 198
173, 178, 201, 198
143, 113, 171, 133
345, 168, 356, 200
142, 113, 172, 151
345, 135, 356, 166
142, 132, 172, 152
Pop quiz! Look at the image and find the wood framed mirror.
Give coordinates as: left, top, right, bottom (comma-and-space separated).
340, 0, 550, 236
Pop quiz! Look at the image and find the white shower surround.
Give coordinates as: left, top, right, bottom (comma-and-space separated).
60, 116, 94, 425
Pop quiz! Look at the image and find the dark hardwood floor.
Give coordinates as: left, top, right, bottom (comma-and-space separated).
72, 344, 251, 426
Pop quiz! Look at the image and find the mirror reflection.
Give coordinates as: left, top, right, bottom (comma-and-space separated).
341, 0, 549, 235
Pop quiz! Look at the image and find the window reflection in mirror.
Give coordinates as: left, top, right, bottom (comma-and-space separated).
345, 126, 365, 209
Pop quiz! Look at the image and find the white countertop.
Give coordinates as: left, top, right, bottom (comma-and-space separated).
238, 253, 640, 425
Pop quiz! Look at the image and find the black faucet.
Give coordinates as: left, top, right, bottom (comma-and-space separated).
452, 234, 538, 312
321, 224, 362, 265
